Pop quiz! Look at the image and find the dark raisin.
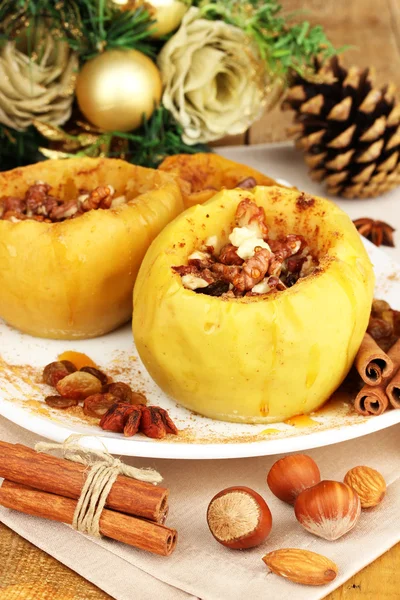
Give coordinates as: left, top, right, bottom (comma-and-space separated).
80, 366, 108, 385
60, 360, 77, 373
43, 362, 71, 387
102, 382, 133, 403
195, 281, 229, 297
285, 273, 299, 288
45, 395, 79, 409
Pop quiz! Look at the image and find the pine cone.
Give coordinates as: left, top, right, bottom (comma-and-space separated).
282, 57, 400, 198
0, 28, 78, 132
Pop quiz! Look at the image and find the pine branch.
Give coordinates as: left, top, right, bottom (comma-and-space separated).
64, 1, 156, 60
0, 0, 157, 59
119, 106, 210, 168
196, 0, 342, 76
40, 107, 210, 168
0, 125, 46, 170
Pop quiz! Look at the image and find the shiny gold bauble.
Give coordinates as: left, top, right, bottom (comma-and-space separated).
112, 0, 187, 37
75, 49, 162, 132
148, 0, 188, 38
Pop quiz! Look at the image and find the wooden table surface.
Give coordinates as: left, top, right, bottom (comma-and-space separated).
1, 0, 400, 598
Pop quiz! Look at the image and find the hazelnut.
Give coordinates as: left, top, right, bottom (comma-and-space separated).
267, 454, 321, 504
294, 480, 361, 541
207, 486, 272, 549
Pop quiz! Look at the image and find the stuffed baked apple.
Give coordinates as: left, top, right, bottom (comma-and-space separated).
158, 153, 279, 208
0, 157, 183, 339
133, 186, 374, 423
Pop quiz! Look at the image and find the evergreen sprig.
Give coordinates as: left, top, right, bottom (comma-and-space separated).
59, 106, 209, 168
0, 0, 156, 59
196, 0, 340, 75
0, 126, 46, 170
118, 106, 209, 168
64, 0, 156, 60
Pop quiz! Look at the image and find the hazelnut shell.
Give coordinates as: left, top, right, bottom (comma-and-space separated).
207, 485, 272, 550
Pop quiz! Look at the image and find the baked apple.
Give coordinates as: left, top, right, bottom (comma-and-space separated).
158, 153, 279, 208
133, 186, 374, 423
0, 157, 183, 339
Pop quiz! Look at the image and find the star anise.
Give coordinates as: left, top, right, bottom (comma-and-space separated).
353, 218, 395, 247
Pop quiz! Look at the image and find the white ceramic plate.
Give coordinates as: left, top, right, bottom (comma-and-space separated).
0, 236, 399, 459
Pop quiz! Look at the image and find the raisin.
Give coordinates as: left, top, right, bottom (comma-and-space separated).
83, 393, 118, 418
195, 281, 229, 297
368, 317, 393, 340
131, 391, 147, 405
80, 366, 108, 385
45, 395, 79, 409
285, 273, 299, 288
102, 382, 133, 403
56, 371, 102, 400
60, 360, 77, 373
43, 362, 71, 387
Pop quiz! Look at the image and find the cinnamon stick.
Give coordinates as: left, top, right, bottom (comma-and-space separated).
354, 338, 400, 416
354, 333, 394, 386
0, 480, 177, 556
353, 385, 389, 416
386, 370, 400, 408
0, 441, 168, 523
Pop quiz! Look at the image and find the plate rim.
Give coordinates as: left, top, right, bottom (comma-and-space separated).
1, 398, 400, 459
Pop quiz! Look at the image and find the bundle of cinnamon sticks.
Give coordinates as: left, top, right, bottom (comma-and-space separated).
353, 333, 400, 415
0, 441, 177, 556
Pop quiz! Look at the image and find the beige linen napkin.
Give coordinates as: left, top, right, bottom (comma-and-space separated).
1, 416, 400, 600
1, 144, 400, 600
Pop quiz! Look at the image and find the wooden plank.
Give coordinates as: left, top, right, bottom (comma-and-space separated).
326, 542, 400, 600
0, 522, 110, 598
211, 133, 246, 147
249, 0, 400, 144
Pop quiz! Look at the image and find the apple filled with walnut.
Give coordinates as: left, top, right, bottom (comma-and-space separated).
133, 186, 374, 423
0, 157, 183, 339
158, 153, 279, 208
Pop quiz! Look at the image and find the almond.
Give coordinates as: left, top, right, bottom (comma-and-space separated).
262, 548, 338, 586
344, 466, 386, 508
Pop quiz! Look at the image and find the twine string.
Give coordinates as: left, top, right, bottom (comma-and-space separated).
35, 434, 162, 537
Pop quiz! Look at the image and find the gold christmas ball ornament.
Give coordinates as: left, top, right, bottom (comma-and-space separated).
75, 49, 162, 132
148, 0, 189, 38
112, 0, 188, 37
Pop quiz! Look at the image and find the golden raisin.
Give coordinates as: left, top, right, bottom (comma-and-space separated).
56, 371, 102, 400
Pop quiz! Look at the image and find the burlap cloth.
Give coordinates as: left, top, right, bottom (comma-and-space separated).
1, 144, 400, 600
